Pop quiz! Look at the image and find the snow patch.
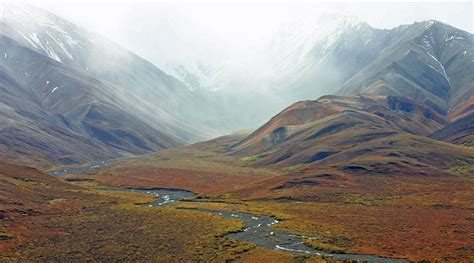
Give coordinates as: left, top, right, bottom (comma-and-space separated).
425, 51, 451, 88
425, 20, 435, 29
43, 39, 62, 62
47, 31, 74, 59
29, 33, 42, 48
445, 35, 464, 42
16, 29, 39, 48
21, 31, 62, 62
275, 245, 313, 254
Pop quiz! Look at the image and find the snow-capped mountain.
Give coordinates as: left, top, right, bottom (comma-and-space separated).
0, 3, 472, 166
338, 20, 474, 111
162, 14, 373, 129
0, 3, 222, 166
166, 16, 472, 130
168, 14, 362, 92
0, 2, 98, 67
1, 3, 226, 134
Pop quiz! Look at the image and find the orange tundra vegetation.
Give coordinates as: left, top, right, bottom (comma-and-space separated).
69, 133, 474, 262
1, 160, 331, 262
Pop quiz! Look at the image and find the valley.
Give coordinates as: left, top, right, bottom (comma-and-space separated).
59, 133, 474, 262
126, 189, 408, 262
0, 2, 473, 262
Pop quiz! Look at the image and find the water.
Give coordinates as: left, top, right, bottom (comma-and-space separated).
133, 189, 408, 263
48, 160, 116, 176
128, 188, 196, 206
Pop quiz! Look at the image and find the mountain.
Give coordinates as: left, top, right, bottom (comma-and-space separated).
337, 20, 474, 111
430, 114, 474, 146
155, 15, 376, 130
230, 94, 474, 176
163, 17, 473, 132
229, 19, 473, 172
447, 95, 474, 121
0, 3, 220, 166
1, 3, 472, 168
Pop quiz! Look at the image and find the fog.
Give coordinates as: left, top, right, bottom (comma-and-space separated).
29, 0, 470, 131
6, 1, 474, 133
39, 1, 473, 82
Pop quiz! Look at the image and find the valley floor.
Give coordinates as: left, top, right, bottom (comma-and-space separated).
58, 135, 474, 262
0, 161, 333, 262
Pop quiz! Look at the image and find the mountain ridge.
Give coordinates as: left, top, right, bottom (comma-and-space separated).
0, 3, 225, 166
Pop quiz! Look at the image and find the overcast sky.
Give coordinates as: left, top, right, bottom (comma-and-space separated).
34, 1, 473, 34
20, 0, 473, 72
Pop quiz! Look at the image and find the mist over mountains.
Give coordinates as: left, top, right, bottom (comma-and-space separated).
0, 3, 220, 165
1, 2, 474, 261
0, 3, 472, 167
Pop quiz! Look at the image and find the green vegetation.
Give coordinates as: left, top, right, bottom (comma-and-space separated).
448, 165, 474, 178
282, 163, 307, 174
303, 239, 348, 254
342, 193, 401, 206
0, 229, 13, 241
240, 155, 261, 163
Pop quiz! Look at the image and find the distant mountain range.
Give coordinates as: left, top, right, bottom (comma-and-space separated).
0, 3, 221, 165
229, 19, 473, 176
169, 17, 473, 130
230, 94, 473, 177
0, 3, 472, 167
337, 20, 473, 110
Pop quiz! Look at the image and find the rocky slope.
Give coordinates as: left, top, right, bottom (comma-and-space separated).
169, 18, 473, 132
0, 3, 220, 166
231, 95, 474, 174
337, 20, 473, 111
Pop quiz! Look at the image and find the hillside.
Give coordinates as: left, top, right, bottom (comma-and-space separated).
230, 95, 474, 174
337, 20, 473, 110
430, 114, 474, 146
0, 34, 180, 165
71, 130, 474, 261
0, 160, 269, 261
0, 3, 221, 166
0, 4, 473, 262
166, 19, 473, 132
230, 20, 474, 173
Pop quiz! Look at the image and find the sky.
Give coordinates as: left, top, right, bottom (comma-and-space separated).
1, 0, 472, 129
31, 1, 473, 34
9, 0, 472, 77
24, 0, 472, 63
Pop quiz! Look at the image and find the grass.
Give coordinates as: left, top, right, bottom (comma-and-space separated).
0, 230, 13, 241
448, 165, 474, 178
303, 239, 347, 254
21, 133, 474, 262
65, 135, 281, 196
0, 161, 287, 262
177, 193, 474, 261
240, 155, 261, 163
342, 193, 401, 206
281, 163, 307, 174
237, 247, 338, 262
1, 188, 258, 261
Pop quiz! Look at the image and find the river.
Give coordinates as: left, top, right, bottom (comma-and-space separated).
50, 163, 407, 262
131, 188, 407, 263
